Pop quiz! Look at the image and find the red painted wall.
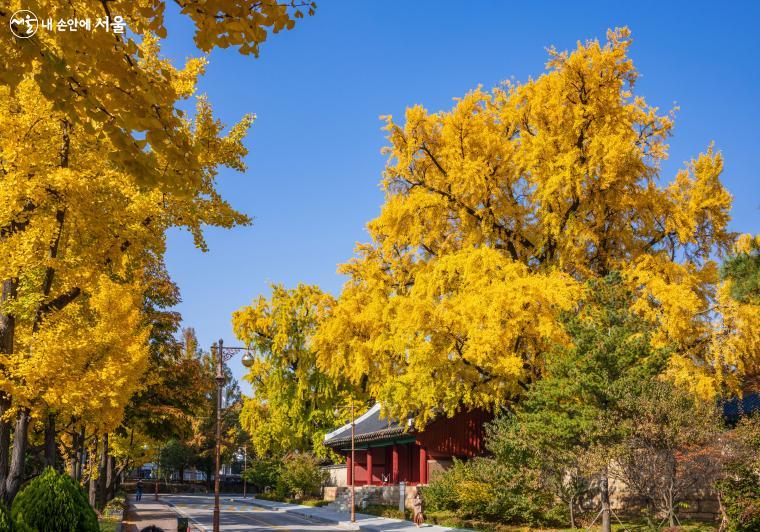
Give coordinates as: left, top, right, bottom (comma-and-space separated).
340, 409, 491, 485
416, 409, 492, 459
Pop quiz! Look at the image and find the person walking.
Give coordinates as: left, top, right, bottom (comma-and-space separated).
412, 491, 425, 527
135, 479, 144, 502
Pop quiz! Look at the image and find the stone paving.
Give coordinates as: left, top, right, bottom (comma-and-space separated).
122, 496, 185, 532
123, 493, 466, 531
228, 496, 466, 531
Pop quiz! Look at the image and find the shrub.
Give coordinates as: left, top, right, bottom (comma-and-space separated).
360, 504, 408, 520
422, 457, 560, 526
243, 457, 283, 493
275, 452, 328, 501
103, 494, 127, 514
715, 415, 760, 532
299, 500, 329, 507
716, 465, 760, 532
11, 467, 98, 532
0, 505, 13, 532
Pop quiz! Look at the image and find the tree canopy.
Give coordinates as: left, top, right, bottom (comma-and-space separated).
314, 28, 753, 422
233, 284, 358, 458
0, 0, 314, 188
0, 0, 314, 503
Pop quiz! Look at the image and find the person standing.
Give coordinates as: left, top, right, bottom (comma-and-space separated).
412, 491, 425, 527
135, 479, 143, 502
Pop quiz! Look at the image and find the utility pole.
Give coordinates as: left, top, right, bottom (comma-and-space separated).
350, 398, 355, 523
213, 340, 224, 532
154, 445, 160, 502
211, 339, 255, 532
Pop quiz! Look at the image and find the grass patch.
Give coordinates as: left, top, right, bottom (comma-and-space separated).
360, 504, 410, 520
253, 493, 329, 507
299, 499, 330, 507
356, 506, 718, 531
255, 492, 282, 502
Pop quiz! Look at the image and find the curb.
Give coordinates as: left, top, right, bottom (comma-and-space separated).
230, 497, 340, 525
163, 500, 208, 531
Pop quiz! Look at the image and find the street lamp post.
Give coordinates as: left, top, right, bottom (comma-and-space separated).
243, 444, 248, 498
350, 398, 355, 524
212, 339, 255, 532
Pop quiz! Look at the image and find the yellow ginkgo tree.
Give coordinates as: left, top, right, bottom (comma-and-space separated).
315, 28, 753, 424
232, 284, 360, 459
0, 58, 252, 501
0, 0, 314, 188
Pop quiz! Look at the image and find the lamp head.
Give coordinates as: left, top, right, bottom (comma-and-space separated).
241, 351, 255, 368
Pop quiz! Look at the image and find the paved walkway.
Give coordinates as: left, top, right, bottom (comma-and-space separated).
122, 496, 185, 532
124, 493, 464, 531
228, 496, 465, 531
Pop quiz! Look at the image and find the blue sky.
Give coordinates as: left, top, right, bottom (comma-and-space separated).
160, 1, 760, 391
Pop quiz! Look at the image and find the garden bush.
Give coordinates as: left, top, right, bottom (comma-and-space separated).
243, 457, 283, 493
103, 493, 127, 514
716, 463, 760, 531
275, 452, 328, 501
422, 457, 562, 526
715, 415, 760, 532
0, 505, 13, 532
11, 467, 98, 532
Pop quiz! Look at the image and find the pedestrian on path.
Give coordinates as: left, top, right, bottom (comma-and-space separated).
412, 491, 425, 527
135, 479, 143, 502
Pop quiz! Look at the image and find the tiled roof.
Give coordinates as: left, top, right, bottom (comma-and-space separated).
324, 404, 414, 447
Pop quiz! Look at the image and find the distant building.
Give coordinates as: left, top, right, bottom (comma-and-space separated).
323, 403, 491, 485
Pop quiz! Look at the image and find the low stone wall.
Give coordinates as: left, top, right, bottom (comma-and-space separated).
326, 484, 419, 510
323, 479, 720, 521
323, 486, 338, 501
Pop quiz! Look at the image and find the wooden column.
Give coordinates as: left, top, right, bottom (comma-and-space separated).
366, 448, 373, 486
391, 444, 399, 484
419, 446, 427, 485
346, 454, 352, 485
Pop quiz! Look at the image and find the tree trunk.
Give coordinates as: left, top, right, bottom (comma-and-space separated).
44, 413, 57, 469
4, 409, 30, 504
106, 452, 114, 501
205, 464, 212, 491
569, 495, 576, 529
0, 394, 11, 501
69, 427, 79, 480
0, 278, 17, 501
600, 471, 611, 532
88, 439, 98, 508
667, 454, 676, 528
76, 426, 85, 482
96, 434, 108, 510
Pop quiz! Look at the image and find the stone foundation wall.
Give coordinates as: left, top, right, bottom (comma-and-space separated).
596, 475, 720, 521
327, 484, 420, 510
323, 460, 721, 521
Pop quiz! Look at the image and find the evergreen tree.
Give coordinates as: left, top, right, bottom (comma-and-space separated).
488, 274, 668, 530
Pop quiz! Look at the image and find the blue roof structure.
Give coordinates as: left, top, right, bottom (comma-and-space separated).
723, 391, 760, 425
